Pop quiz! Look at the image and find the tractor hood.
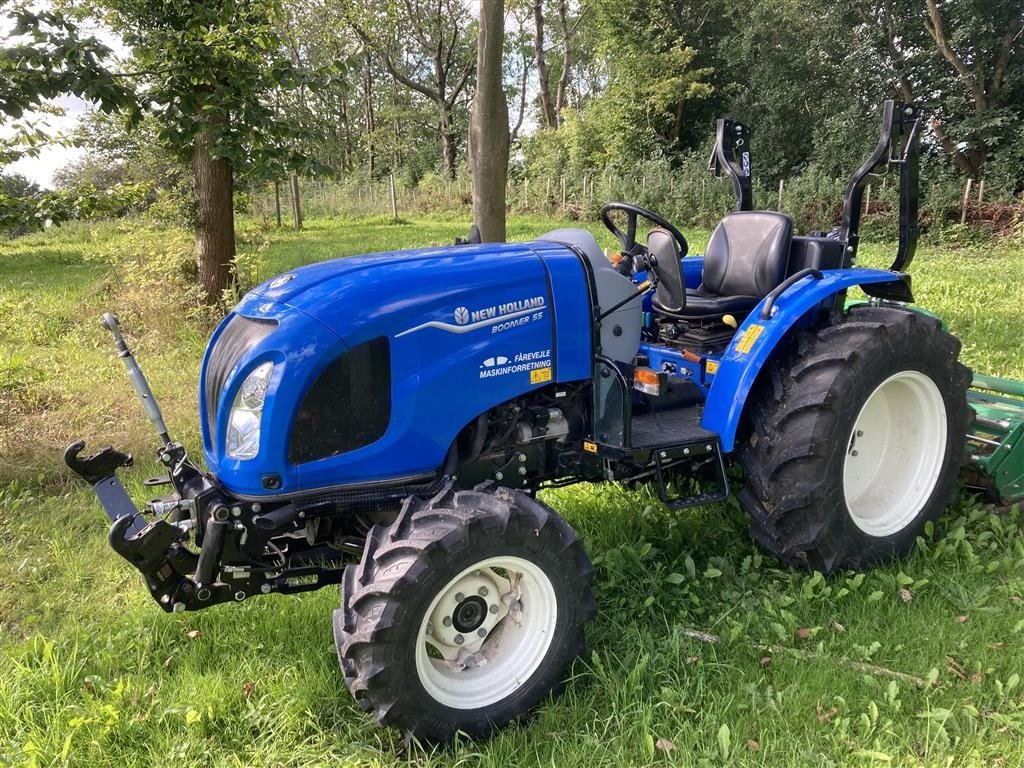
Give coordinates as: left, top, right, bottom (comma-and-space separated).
199, 237, 601, 497
247, 242, 556, 344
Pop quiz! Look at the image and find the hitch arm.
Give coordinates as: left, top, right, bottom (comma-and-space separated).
64, 440, 148, 536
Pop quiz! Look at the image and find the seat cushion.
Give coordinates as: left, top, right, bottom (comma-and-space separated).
703, 211, 793, 297
682, 288, 759, 317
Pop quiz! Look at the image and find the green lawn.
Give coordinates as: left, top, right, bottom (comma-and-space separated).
1, 215, 1022, 767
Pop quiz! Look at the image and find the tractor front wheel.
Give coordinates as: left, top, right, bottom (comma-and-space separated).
738, 305, 971, 573
334, 482, 595, 742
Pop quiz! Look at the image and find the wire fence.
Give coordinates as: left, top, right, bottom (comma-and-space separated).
252, 167, 1023, 243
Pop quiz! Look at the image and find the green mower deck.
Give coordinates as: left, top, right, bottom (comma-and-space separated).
964, 373, 1024, 506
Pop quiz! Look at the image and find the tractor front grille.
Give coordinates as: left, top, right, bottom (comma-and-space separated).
204, 314, 277, 442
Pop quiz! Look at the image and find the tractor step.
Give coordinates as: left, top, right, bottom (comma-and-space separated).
964, 373, 1024, 506
626, 404, 729, 508
631, 403, 717, 448
651, 441, 730, 509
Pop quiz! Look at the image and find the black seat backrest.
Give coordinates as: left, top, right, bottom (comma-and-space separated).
647, 228, 685, 314
703, 211, 793, 297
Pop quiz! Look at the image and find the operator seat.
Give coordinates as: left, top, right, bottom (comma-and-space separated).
648, 211, 793, 319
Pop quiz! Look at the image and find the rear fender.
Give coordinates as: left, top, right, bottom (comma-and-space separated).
702, 269, 910, 451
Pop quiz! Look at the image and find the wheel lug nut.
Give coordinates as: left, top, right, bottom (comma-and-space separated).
489, 604, 498, 614
478, 586, 489, 597
443, 616, 452, 627
455, 592, 465, 602
477, 627, 487, 638
454, 634, 464, 645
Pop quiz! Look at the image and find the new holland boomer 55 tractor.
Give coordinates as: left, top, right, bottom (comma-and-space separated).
67, 101, 995, 741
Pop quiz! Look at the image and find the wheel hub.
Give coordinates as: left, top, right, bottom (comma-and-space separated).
415, 556, 559, 709
452, 594, 489, 633
423, 567, 514, 663
843, 370, 947, 536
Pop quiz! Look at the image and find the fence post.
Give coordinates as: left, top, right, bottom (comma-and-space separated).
977, 179, 985, 203
961, 178, 974, 224
561, 175, 566, 211
864, 184, 871, 214
777, 179, 784, 211
389, 173, 398, 220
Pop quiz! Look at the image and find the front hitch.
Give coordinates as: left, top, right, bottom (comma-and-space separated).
65, 439, 205, 611
66, 312, 350, 612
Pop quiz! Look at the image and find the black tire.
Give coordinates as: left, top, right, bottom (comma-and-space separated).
334, 482, 595, 742
737, 305, 971, 573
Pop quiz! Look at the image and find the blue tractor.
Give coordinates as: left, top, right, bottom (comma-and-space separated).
66, 101, 970, 741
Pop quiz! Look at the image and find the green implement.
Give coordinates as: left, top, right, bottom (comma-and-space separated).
964, 373, 1024, 507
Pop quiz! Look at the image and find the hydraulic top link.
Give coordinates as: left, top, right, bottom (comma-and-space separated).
102, 312, 172, 445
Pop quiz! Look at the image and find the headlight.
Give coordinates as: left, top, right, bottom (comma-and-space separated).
226, 362, 274, 459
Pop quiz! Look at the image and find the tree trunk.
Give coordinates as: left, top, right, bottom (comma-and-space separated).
471, 0, 509, 242
532, 0, 558, 128
440, 102, 458, 180
289, 171, 303, 229
554, 0, 572, 122
192, 124, 235, 304
364, 50, 376, 181
273, 180, 282, 227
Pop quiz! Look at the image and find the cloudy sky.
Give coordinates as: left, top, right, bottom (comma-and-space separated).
3, 10, 126, 189
4, 97, 92, 188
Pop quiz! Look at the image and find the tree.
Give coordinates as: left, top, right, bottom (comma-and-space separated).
863, 0, 1023, 177
0, 5, 137, 230
97, 0, 328, 301
345, 0, 476, 178
0, 6, 137, 164
532, 0, 558, 128
471, 0, 509, 241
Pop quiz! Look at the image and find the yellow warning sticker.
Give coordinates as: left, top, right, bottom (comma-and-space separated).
583, 440, 598, 454
530, 366, 553, 384
734, 324, 764, 355
705, 360, 719, 375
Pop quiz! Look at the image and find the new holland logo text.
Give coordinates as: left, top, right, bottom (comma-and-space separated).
397, 296, 547, 337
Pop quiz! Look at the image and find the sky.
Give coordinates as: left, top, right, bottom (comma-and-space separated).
3, 97, 92, 188
2, 9, 127, 189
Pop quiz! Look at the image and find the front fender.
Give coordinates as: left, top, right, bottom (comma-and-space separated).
702, 269, 910, 451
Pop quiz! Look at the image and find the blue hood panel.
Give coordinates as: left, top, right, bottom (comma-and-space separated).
202, 239, 594, 497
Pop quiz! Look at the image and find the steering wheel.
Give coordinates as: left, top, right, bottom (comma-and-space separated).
600, 201, 688, 258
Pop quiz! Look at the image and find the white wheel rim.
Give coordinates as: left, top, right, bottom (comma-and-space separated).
843, 370, 947, 537
414, 556, 558, 710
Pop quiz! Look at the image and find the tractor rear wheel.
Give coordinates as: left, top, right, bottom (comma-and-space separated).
334, 482, 595, 742
737, 305, 971, 573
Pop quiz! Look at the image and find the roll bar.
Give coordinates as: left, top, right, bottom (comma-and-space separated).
838, 100, 921, 270
708, 118, 753, 211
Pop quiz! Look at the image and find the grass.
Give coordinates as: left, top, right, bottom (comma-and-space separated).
1, 213, 1022, 767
